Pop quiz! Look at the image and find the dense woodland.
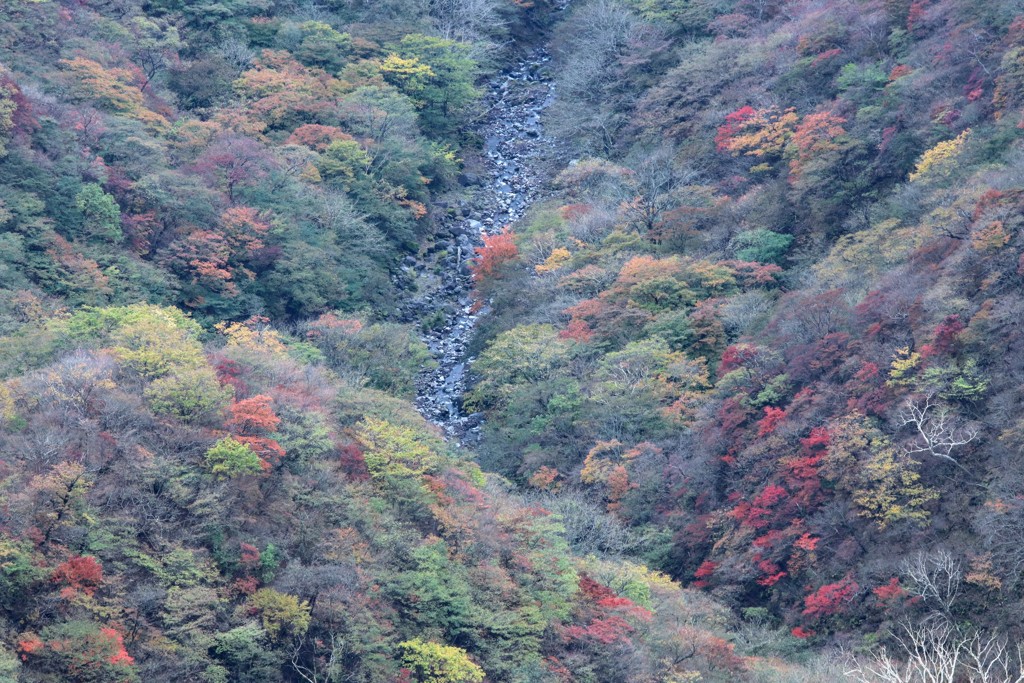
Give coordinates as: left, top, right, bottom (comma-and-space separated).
2, 0, 1024, 681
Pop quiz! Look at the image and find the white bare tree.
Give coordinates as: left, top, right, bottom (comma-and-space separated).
901, 549, 963, 612
289, 632, 344, 683
896, 392, 978, 465
964, 631, 1024, 683
845, 618, 1024, 683
429, 0, 506, 45
846, 618, 963, 683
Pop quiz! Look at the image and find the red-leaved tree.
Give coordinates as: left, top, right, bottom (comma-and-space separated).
470, 229, 519, 282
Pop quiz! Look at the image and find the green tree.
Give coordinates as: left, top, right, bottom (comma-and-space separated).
0, 643, 19, 682
75, 184, 122, 243
212, 622, 280, 683
624, 0, 724, 34
316, 138, 373, 186
246, 588, 311, 641
732, 229, 793, 265
465, 324, 573, 410
388, 541, 478, 639
382, 34, 477, 137
303, 316, 433, 398
205, 437, 264, 479
0, 539, 46, 615
145, 367, 232, 424
293, 21, 352, 71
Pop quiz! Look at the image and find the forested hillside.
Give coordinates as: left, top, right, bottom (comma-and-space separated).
0, 0, 843, 681
467, 0, 1024, 672
2, 0, 1024, 681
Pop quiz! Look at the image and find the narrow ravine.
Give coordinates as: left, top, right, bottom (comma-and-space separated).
404, 49, 558, 444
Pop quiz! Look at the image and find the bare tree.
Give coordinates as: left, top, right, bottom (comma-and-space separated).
846, 618, 962, 683
549, 0, 659, 155
534, 489, 639, 556
896, 392, 978, 465
901, 549, 963, 612
429, 0, 506, 46
845, 618, 1024, 683
289, 632, 344, 683
964, 632, 1024, 683
979, 497, 1024, 587
617, 146, 703, 235
216, 38, 256, 74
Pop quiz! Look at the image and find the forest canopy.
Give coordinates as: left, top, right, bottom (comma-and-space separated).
4, 0, 1024, 681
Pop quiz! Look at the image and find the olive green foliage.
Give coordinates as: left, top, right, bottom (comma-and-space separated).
62, 304, 206, 378
0, 644, 19, 682
293, 21, 351, 71
466, 324, 573, 410
304, 317, 434, 398
246, 588, 311, 640
0, 539, 45, 612
145, 366, 232, 423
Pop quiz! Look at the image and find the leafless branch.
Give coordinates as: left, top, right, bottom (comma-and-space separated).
845, 618, 1024, 683
901, 550, 962, 612
896, 392, 977, 464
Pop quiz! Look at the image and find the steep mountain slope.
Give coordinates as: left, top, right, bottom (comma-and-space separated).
0, 1, 845, 682
6, 0, 1024, 680
465, 0, 1024, 656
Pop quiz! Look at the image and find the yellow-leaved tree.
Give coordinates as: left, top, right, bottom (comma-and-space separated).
355, 417, 442, 483
826, 413, 938, 529
909, 129, 970, 183
399, 639, 484, 683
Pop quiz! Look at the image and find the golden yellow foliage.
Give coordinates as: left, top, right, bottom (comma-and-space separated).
60, 57, 144, 112
909, 129, 970, 182
59, 57, 167, 129
720, 107, 799, 160
580, 439, 624, 485
379, 54, 434, 98
827, 413, 937, 529
887, 347, 921, 387
246, 588, 311, 641
853, 443, 937, 529
535, 247, 572, 274
216, 318, 288, 355
299, 163, 323, 183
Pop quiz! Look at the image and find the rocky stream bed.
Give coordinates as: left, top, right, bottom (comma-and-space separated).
402, 50, 558, 444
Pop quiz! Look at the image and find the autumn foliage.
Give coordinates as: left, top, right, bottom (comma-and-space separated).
470, 228, 519, 282
51, 556, 104, 598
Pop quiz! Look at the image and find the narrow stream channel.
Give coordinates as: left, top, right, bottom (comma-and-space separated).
407, 49, 557, 443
